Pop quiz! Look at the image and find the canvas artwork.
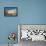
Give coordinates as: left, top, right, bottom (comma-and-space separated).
4, 7, 18, 17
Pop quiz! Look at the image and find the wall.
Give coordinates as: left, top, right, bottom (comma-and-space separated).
20, 0, 46, 24
0, 0, 46, 44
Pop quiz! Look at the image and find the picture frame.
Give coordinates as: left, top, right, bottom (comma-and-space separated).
4, 7, 18, 17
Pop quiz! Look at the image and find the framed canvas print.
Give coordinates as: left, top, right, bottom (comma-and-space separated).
4, 7, 18, 17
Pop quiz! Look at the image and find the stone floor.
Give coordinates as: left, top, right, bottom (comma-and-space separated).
19, 40, 46, 46
0, 40, 46, 46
